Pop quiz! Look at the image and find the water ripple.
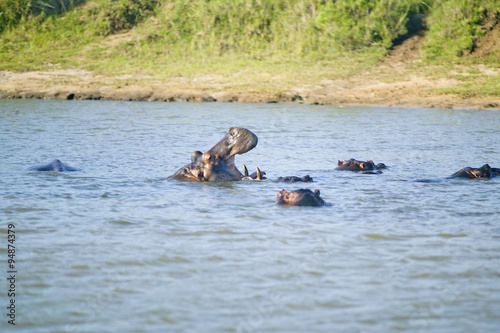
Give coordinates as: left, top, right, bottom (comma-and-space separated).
1, 100, 499, 333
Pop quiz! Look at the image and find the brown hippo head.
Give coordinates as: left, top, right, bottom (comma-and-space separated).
450, 164, 494, 179
276, 189, 326, 207
335, 158, 386, 172
277, 175, 313, 182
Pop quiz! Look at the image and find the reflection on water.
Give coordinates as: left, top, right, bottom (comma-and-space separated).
1, 99, 499, 332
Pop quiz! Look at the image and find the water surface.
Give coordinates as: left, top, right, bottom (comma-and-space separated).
1, 100, 499, 332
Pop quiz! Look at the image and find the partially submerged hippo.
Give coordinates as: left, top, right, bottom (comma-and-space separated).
27, 159, 80, 172
335, 158, 386, 173
449, 164, 500, 179
276, 189, 326, 206
278, 175, 313, 182
169, 127, 265, 181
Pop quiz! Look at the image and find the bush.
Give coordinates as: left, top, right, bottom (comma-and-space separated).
423, 0, 500, 61
0, 0, 158, 34
0, 0, 87, 32
150, 0, 431, 58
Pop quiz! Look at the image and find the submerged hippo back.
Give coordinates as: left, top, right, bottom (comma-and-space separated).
27, 159, 80, 172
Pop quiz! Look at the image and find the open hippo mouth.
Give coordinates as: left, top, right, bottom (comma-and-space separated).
168, 127, 265, 181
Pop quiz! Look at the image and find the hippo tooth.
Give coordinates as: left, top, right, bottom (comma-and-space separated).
256, 167, 262, 180
243, 164, 249, 177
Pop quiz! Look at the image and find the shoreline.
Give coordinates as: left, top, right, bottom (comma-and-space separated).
2, 1, 499, 111
1, 68, 499, 110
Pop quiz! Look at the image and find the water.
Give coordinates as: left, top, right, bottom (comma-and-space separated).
1, 99, 499, 333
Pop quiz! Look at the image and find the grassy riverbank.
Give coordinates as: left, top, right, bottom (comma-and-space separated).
0, 0, 499, 107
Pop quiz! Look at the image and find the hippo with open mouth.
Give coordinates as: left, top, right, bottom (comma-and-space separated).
168, 127, 266, 181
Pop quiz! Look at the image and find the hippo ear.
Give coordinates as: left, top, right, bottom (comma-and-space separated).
276, 191, 285, 204
191, 151, 202, 163
314, 189, 320, 196
338, 160, 342, 166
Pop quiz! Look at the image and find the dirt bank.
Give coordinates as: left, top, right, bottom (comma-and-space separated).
1, 33, 499, 109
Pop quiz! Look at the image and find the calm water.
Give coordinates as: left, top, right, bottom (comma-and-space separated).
1, 99, 499, 333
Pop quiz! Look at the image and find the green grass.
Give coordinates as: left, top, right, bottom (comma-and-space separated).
0, 0, 430, 70
422, 0, 500, 63
436, 72, 500, 98
1, 0, 499, 98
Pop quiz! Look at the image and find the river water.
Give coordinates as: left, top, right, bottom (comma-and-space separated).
1, 99, 499, 332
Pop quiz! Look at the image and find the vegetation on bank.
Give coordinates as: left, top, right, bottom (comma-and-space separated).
0, 0, 499, 98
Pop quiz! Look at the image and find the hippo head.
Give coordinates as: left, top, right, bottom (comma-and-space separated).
335, 158, 386, 171
276, 189, 326, 206
169, 127, 264, 181
474, 164, 494, 178
450, 164, 494, 179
